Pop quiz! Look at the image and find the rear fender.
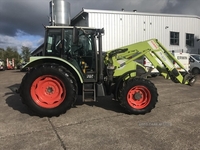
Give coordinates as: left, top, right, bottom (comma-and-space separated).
22, 56, 83, 83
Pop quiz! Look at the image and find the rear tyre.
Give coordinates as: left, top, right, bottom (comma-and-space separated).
20, 64, 77, 117
119, 78, 158, 114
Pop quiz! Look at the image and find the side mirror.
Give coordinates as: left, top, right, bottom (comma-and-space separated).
73, 26, 79, 44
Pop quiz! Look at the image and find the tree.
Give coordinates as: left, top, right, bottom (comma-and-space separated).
0, 48, 5, 60
3, 47, 21, 65
0, 47, 21, 67
21, 46, 31, 62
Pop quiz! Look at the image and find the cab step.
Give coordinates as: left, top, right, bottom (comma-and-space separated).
82, 83, 96, 102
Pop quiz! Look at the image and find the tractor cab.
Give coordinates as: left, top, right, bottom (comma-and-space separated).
44, 26, 102, 81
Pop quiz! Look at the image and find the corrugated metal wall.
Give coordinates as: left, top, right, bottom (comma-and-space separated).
75, 11, 200, 53
74, 15, 89, 26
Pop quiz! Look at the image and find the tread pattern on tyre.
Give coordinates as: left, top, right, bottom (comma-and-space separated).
20, 63, 77, 117
119, 77, 158, 114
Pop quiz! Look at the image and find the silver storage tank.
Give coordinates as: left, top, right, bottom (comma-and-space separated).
49, 0, 71, 26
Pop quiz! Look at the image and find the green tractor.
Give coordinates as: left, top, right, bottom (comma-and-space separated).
18, 26, 195, 117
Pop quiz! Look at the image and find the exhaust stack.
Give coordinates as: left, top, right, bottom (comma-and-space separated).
49, 0, 71, 26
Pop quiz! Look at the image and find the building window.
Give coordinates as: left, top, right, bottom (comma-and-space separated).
186, 33, 194, 47
170, 32, 179, 45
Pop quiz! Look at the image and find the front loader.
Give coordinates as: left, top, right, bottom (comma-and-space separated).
17, 26, 195, 117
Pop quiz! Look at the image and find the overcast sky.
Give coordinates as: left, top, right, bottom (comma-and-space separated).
0, 0, 200, 52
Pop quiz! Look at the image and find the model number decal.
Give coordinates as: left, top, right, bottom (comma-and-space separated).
156, 51, 174, 69
87, 74, 94, 79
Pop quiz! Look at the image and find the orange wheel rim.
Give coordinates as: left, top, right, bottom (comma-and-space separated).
127, 85, 151, 109
31, 75, 66, 108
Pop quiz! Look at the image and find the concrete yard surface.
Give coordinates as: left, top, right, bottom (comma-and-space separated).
0, 70, 200, 150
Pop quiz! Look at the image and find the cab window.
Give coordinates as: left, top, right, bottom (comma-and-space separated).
45, 29, 62, 56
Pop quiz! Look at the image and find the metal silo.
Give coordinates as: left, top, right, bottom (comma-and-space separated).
49, 0, 71, 26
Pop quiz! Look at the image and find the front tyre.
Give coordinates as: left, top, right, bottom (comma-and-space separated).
119, 78, 158, 114
20, 64, 77, 117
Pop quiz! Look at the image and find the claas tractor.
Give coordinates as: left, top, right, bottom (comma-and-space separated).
17, 26, 196, 117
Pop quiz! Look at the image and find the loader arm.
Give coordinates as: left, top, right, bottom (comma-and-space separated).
104, 39, 196, 85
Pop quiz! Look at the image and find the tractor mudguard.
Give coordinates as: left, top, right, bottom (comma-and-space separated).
22, 56, 83, 83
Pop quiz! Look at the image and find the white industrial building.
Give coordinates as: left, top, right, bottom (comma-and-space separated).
32, 8, 200, 55
71, 9, 200, 53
